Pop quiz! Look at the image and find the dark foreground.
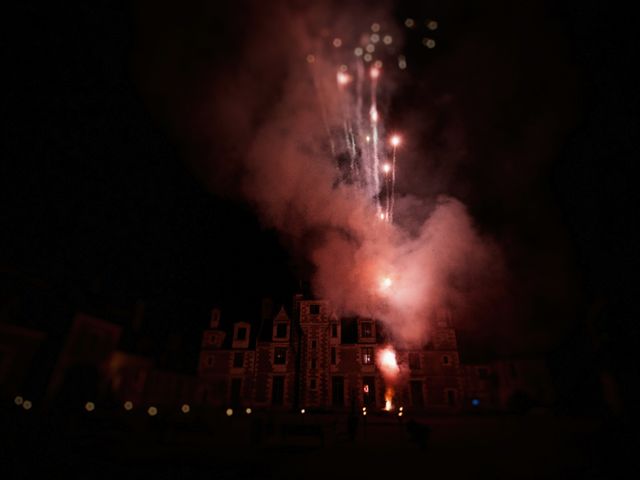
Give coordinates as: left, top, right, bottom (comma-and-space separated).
1, 406, 635, 479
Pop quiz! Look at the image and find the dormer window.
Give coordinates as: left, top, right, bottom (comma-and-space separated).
275, 323, 287, 338
331, 324, 338, 338
236, 327, 247, 341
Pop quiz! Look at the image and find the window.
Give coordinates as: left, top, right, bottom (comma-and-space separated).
311, 358, 316, 369
233, 352, 244, 368
442, 355, 449, 365
361, 322, 373, 338
236, 327, 247, 340
410, 380, 424, 407
309, 304, 320, 315
310, 378, 317, 390
331, 347, 336, 365
447, 389, 457, 406
409, 352, 420, 370
332, 376, 344, 406
275, 323, 287, 338
272, 376, 284, 405
206, 354, 214, 367
363, 376, 376, 407
274, 348, 287, 365
362, 347, 373, 365
331, 323, 338, 338
230, 378, 242, 405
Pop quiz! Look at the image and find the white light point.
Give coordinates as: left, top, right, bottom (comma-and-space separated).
382, 163, 391, 174
390, 135, 401, 147
370, 108, 378, 123
370, 67, 380, 79
381, 277, 392, 289
337, 71, 351, 86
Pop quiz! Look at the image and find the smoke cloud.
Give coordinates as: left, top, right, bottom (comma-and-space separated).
135, 0, 580, 353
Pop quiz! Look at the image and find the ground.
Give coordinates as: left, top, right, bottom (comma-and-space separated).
1, 405, 631, 479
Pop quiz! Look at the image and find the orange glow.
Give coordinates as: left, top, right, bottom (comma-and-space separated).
384, 387, 394, 411
181, 404, 190, 413
390, 135, 401, 147
85, 401, 95, 412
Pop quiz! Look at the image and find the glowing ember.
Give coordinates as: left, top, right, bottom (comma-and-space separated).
384, 387, 394, 411
390, 135, 401, 147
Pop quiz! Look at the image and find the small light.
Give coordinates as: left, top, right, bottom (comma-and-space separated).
14, 396, 24, 406
306, 54, 315, 64
371, 23, 380, 32
23, 400, 32, 410
337, 71, 351, 86
383, 35, 392, 45
85, 401, 95, 412
390, 135, 401, 147
382, 163, 391, 174
246, 408, 252, 414
181, 404, 190, 414
370, 33, 380, 44
339, 64, 348, 72
365, 135, 371, 143
379, 213, 386, 220
226, 408, 233, 416
147, 406, 158, 416
472, 398, 480, 407
354, 47, 363, 57
333, 38, 342, 47
399, 406, 404, 411
124, 401, 133, 411
373, 60, 383, 69
370, 67, 380, 79
427, 20, 439, 31
363, 411, 367, 416
422, 38, 436, 49
363, 53, 372, 62
398, 412, 403, 417
366, 44, 375, 53
301, 409, 306, 414
405, 18, 415, 28
398, 55, 407, 70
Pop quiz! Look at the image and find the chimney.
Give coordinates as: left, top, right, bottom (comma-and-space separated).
210, 308, 221, 329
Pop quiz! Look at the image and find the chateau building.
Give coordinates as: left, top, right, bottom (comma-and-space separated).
198, 296, 464, 412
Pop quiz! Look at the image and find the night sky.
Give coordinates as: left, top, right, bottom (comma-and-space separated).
2, 1, 638, 365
